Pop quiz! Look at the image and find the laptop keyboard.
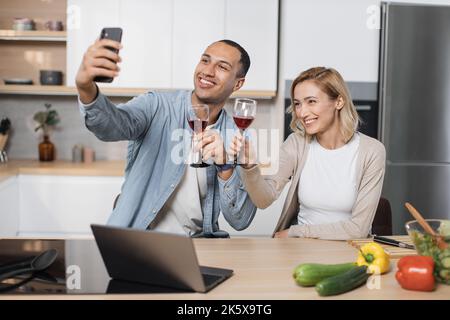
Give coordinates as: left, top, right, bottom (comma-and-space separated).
202, 273, 223, 288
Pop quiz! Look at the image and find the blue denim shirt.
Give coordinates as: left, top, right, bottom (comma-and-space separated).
80, 89, 257, 237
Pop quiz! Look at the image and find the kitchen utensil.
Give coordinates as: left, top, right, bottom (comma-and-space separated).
0, 118, 11, 135
0, 271, 57, 293
405, 202, 448, 249
0, 274, 34, 293
40, 70, 63, 85
348, 236, 417, 259
0, 249, 58, 283
0, 256, 34, 274
405, 219, 450, 284
0, 151, 8, 163
0, 134, 8, 151
373, 235, 415, 250
0, 118, 11, 162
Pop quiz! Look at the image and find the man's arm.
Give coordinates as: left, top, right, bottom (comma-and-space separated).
76, 39, 157, 142
197, 129, 257, 230
217, 168, 257, 231
75, 38, 121, 104
212, 145, 258, 230
80, 92, 158, 142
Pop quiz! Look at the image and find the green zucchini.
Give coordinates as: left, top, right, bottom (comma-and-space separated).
293, 262, 356, 287
315, 265, 370, 296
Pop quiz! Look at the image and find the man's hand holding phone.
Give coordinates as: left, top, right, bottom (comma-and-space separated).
75, 28, 123, 104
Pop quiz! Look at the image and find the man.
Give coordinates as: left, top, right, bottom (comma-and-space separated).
75, 38, 257, 237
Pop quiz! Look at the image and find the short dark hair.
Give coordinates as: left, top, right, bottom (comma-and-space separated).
218, 39, 251, 78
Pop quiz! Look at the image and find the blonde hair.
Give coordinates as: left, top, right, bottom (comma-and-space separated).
287, 67, 360, 143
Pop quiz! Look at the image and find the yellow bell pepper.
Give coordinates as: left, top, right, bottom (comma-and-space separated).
356, 242, 390, 274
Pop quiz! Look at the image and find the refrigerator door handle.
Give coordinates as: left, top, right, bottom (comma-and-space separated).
378, 2, 389, 144
355, 105, 372, 112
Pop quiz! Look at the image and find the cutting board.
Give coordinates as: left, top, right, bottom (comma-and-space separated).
347, 236, 417, 259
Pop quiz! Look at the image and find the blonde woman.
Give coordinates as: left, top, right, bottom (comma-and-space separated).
230, 67, 386, 240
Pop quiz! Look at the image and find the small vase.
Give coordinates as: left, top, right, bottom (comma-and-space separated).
39, 135, 55, 161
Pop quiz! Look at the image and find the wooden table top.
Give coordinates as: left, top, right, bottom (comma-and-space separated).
1, 237, 449, 300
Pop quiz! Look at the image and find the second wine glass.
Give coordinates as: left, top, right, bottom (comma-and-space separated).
232, 98, 256, 165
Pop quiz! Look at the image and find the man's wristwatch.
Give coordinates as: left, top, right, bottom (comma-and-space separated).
215, 163, 235, 172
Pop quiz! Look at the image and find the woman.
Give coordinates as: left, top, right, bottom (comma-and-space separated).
230, 67, 386, 240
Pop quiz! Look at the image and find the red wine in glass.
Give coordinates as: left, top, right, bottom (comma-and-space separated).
233, 115, 254, 130
188, 120, 208, 132
187, 104, 210, 168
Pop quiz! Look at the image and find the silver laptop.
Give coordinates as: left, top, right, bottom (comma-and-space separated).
91, 224, 233, 293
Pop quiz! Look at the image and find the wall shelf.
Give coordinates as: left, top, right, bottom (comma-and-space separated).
0, 30, 67, 42
0, 85, 276, 99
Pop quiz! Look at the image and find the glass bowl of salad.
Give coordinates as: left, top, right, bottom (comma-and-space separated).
406, 219, 450, 284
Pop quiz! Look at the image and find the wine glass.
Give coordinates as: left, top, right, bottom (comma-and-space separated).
232, 98, 257, 165
187, 104, 210, 168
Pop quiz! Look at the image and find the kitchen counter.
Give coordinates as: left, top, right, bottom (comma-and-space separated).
0, 237, 449, 300
0, 160, 126, 183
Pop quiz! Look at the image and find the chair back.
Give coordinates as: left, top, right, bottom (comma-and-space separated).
372, 197, 393, 236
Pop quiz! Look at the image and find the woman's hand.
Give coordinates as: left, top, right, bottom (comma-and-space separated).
274, 229, 290, 238
228, 131, 257, 169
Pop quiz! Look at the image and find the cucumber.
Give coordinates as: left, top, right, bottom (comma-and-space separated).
315, 265, 370, 297
293, 262, 356, 287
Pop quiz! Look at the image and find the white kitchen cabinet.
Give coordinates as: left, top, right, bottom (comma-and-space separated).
225, 0, 279, 92
1, 172, 286, 237
0, 177, 20, 237
282, 0, 380, 82
283, 0, 450, 82
66, 0, 279, 94
18, 175, 123, 236
172, 0, 225, 89
66, 0, 120, 87
117, 0, 173, 88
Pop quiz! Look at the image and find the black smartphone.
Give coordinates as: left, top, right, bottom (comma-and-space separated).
93, 27, 123, 83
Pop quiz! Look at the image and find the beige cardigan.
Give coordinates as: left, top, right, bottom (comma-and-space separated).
240, 132, 386, 240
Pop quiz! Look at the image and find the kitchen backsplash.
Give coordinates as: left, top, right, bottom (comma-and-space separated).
0, 93, 275, 161
0, 95, 129, 160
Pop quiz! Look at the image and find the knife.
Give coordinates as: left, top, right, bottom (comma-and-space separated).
373, 235, 415, 250
0, 118, 11, 135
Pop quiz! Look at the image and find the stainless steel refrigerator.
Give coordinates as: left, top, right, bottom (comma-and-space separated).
379, 2, 450, 234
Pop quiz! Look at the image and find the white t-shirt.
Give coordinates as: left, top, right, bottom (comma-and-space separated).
150, 165, 207, 236
297, 133, 360, 226
149, 122, 213, 236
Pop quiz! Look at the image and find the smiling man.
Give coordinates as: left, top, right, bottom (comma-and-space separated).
75, 39, 256, 237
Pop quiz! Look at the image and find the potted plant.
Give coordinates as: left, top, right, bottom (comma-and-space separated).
33, 103, 60, 161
